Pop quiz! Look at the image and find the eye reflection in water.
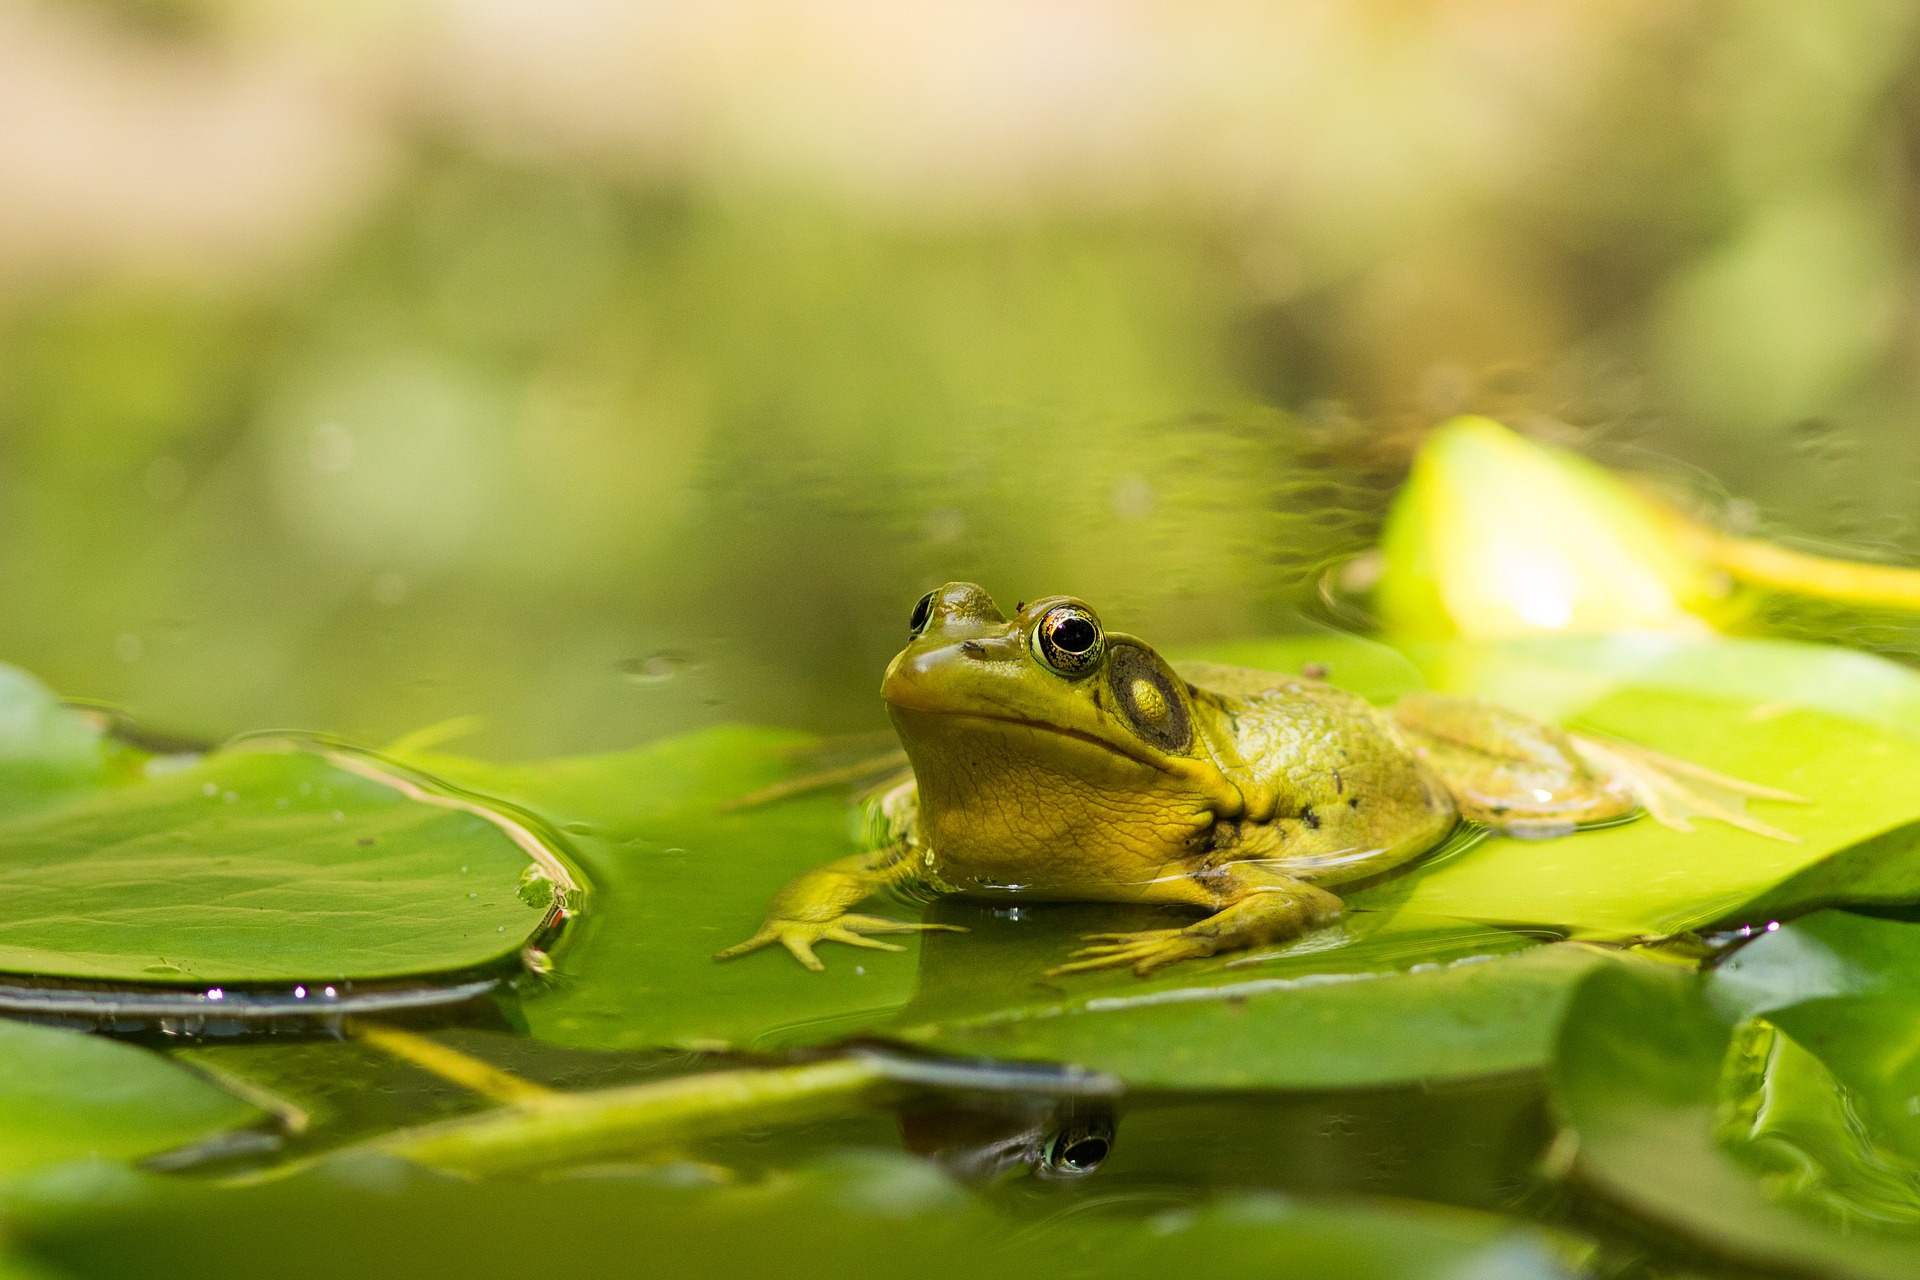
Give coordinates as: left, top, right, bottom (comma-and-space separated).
900, 1101, 1117, 1183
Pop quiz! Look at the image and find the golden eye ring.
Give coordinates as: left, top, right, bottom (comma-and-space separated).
1031, 605, 1103, 677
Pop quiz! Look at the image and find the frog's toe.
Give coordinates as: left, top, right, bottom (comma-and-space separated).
716, 913, 963, 972
837, 914, 967, 936
821, 929, 906, 953
1047, 930, 1210, 978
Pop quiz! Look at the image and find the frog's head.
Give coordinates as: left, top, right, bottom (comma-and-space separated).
881, 583, 1240, 888
883, 583, 1199, 765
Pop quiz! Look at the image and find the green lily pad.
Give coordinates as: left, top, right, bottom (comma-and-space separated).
0, 667, 107, 823
408, 730, 1623, 1089
1358, 636, 1920, 938
1550, 963, 1920, 1279
5, 1148, 1573, 1280
405, 727, 929, 1050
0, 742, 563, 984
397, 632, 1920, 1090
888, 931, 1616, 1091
1711, 911, 1920, 1176
0, 1019, 259, 1179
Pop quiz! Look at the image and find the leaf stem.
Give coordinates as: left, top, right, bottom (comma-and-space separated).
377, 1056, 900, 1178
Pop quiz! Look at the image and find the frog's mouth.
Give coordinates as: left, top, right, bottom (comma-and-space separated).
885, 704, 1177, 774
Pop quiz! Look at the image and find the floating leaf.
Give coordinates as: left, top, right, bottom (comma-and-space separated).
887, 930, 1615, 1091
1374, 417, 1722, 641
1550, 963, 1920, 1279
1712, 911, 1920, 1174
411, 727, 1623, 1089
0, 743, 562, 985
0, 1019, 258, 1179
0, 666, 107, 823
1359, 636, 1920, 938
404, 727, 929, 1051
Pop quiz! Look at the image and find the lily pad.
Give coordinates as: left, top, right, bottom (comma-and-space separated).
0, 1019, 259, 1179
1357, 636, 1920, 938
0, 666, 107, 823
0, 742, 564, 985
408, 731, 1628, 1089
4, 1148, 1573, 1280
404, 727, 929, 1050
1711, 911, 1920, 1173
1550, 963, 1920, 1279
887, 932, 1616, 1091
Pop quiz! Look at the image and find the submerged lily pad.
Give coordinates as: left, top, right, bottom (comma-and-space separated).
0, 741, 563, 985
5, 1148, 1573, 1280
0, 1019, 259, 1179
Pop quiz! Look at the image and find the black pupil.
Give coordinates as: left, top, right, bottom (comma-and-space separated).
1057, 1137, 1108, 1170
909, 592, 935, 634
1050, 615, 1097, 653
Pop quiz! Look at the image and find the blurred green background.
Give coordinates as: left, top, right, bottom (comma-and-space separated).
6, 0, 1920, 756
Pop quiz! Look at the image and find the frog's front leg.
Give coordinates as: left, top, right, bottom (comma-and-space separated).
1048, 863, 1343, 978
715, 841, 964, 972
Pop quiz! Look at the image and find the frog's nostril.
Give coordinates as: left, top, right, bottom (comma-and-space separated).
960, 641, 987, 658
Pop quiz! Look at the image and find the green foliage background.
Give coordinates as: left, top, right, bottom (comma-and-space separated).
8, 3, 1920, 757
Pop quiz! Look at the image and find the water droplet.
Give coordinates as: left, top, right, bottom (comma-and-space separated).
323, 986, 337, 998
621, 651, 697, 685
332, 810, 346, 821
202, 782, 219, 798
923, 507, 966, 544
309, 423, 355, 474
222, 791, 239, 804
115, 633, 142, 663
205, 988, 224, 1002
1113, 476, 1155, 521
293, 986, 306, 998
372, 572, 409, 606
145, 456, 187, 503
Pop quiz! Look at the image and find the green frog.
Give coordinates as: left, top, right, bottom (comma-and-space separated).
719, 583, 1800, 977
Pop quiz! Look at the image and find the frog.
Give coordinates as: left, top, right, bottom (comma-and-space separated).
718, 582, 1802, 977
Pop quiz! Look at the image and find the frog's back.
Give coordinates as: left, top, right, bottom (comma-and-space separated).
1173, 660, 1456, 883
1173, 660, 1405, 783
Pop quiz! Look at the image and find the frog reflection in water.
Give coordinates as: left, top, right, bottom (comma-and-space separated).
719, 583, 1802, 977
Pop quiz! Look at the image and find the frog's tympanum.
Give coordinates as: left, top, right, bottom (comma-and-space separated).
720, 583, 1801, 977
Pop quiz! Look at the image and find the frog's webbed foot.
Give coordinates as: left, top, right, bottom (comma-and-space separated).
715, 914, 964, 973
1047, 928, 1215, 978
1048, 873, 1343, 979
1570, 733, 1808, 843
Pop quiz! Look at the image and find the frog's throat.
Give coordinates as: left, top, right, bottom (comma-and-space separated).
897, 707, 1206, 780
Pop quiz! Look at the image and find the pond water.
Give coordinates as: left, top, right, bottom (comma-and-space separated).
12, 74, 1920, 1280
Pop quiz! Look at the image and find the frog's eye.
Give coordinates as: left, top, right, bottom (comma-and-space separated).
908, 590, 937, 637
1040, 1113, 1115, 1179
1031, 605, 1103, 676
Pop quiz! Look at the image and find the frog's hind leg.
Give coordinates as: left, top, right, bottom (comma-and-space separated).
1567, 733, 1806, 843
1388, 692, 1804, 843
